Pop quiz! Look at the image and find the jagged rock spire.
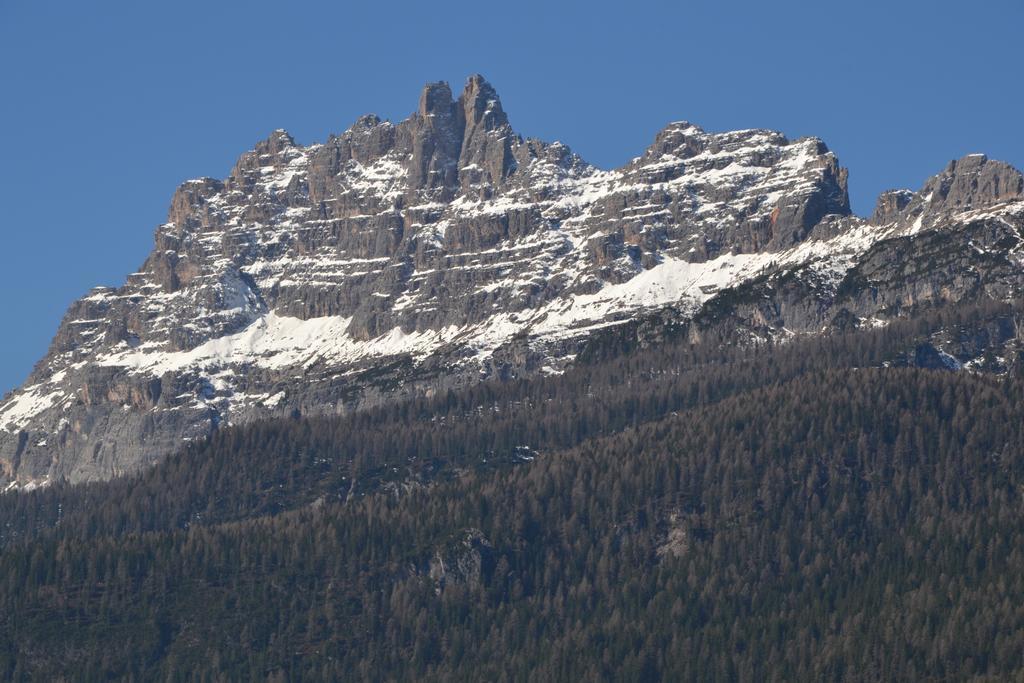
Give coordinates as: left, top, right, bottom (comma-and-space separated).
406, 76, 518, 193
457, 74, 516, 191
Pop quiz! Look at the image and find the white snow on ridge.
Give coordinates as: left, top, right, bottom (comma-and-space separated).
71, 250, 777, 392
0, 385, 66, 432
529, 251, 774, 339
94, 313, 462, 378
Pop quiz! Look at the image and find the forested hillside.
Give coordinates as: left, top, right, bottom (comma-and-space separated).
2, 301, 1024, 680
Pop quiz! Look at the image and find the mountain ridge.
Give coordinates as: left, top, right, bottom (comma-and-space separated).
2, 74, 1023, 487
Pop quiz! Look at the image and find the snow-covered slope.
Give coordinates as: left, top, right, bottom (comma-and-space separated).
2, 75, 1023, 486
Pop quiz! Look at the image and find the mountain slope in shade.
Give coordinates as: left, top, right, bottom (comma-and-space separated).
2, 75, 1023, 486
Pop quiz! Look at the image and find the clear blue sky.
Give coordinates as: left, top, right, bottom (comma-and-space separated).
1, 0, 1021, 395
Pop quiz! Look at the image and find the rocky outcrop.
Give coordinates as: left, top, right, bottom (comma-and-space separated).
426, 529, 494, 594
886, 154, 1024, 233
870, 189, 914, 225
2, 75, 1023, 487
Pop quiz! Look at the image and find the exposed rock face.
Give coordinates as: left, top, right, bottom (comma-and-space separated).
892, 155, 1024, 233
670, 154, 1024, 349
870, 189, 914, 225
2, 75, 1023, 487
426, 529, 494, 594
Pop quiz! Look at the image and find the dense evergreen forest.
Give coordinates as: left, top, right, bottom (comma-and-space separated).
3, 301, 1024, 681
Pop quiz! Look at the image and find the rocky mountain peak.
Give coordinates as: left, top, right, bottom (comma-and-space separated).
259, 128, 297, 154
870, 188, 915, 225
643, 121, 709, 160
228, 128, 302, 193
930, 154, 1024, 210
244, 129, 299, 170
417, 81, 456, 118
409, 81, 464, 192
403, 75, 519, 194
458, 74, 507, 128
2, 75, 1023, 488
455, 74, 516, 192
878, 153, 1024, 232
352, 113, 383, 129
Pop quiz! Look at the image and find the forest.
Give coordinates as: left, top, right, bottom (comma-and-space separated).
2, 300, 1024, 681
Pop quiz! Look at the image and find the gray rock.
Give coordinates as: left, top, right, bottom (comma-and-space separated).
2, 75, 1023, 488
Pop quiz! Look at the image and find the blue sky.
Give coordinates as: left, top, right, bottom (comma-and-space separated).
0, 0, 1021, 395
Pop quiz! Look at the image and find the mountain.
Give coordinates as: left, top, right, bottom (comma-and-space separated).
2, 74, 1023, 487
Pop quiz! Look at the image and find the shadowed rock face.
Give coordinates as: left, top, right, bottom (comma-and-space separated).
871, 189, 914, 225
2, 75, 1023, 487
